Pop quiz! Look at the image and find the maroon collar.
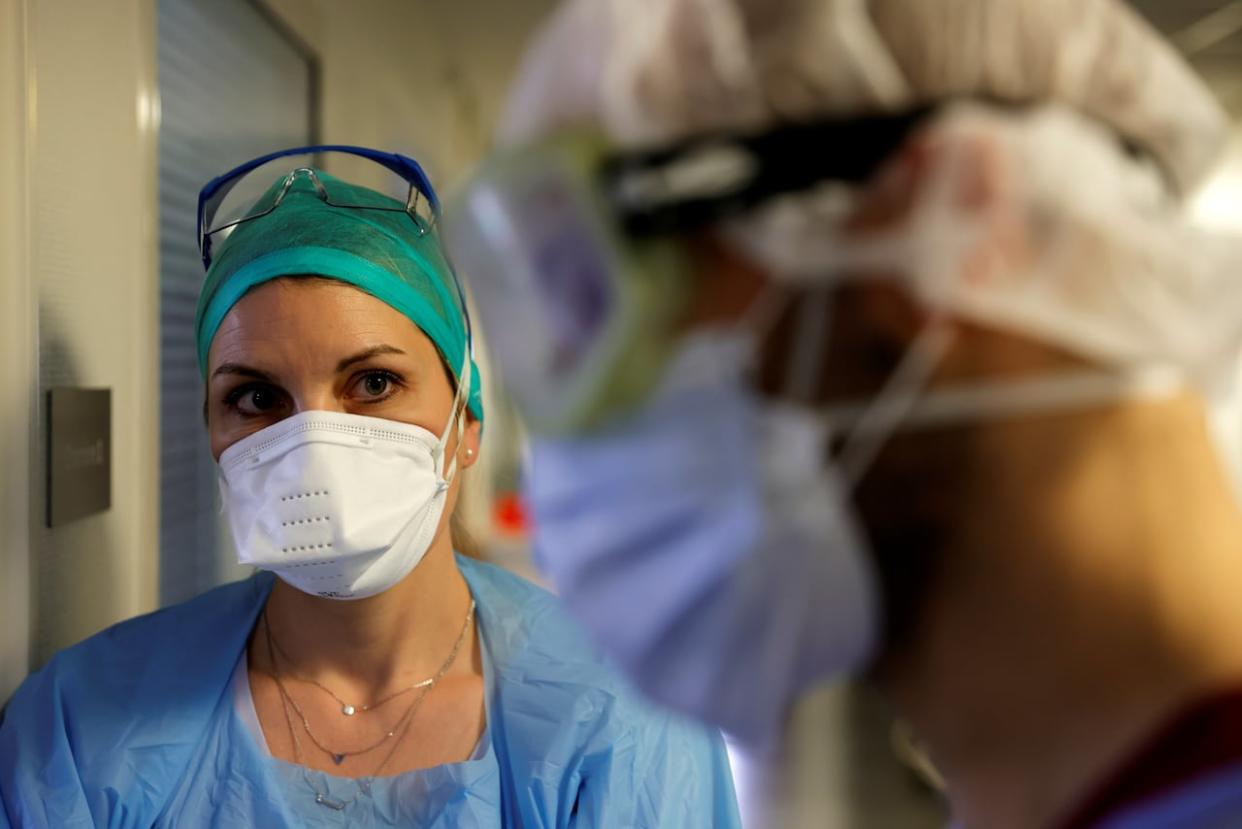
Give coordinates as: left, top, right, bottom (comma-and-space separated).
1058, 688, 1242, 829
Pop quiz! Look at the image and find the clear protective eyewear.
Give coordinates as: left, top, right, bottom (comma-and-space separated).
197, 144, 476, 388
197, 144, 442, 270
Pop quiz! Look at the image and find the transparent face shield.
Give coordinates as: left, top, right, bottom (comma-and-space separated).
445, 110, 933, 435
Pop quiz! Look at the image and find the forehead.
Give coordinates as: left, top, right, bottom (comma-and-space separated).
206, 278, 438, 369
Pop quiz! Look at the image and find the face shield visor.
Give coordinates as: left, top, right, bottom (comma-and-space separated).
443, 110, 932, 435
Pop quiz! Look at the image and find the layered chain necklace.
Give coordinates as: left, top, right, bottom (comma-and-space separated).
266, 620, 441, 717
261, 600, 476, 811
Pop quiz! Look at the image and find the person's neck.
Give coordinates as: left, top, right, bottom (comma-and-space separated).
260, 536, 474, 694
880, 398, 1242, 829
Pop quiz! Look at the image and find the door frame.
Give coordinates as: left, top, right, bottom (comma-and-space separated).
0, 0, 35, 700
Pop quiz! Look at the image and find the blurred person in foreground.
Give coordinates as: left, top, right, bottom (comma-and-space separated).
445, 0, 1242, 826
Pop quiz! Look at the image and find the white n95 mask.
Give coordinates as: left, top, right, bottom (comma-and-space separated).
218, 407, 463, 600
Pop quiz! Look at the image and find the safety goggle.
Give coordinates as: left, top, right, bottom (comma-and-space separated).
197, 145, 476, 413
197, 144, 442, 270
444, 108, 933, 434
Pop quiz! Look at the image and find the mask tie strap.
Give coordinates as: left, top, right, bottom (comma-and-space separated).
837, 319, 955, 488
780, 285, 835, 402
824, 366, 1184, 435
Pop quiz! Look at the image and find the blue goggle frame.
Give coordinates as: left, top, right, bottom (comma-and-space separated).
197, 144, 474, 370
197, 144, 441, 270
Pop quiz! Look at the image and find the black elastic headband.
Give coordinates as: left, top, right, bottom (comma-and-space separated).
604, 107, 936, 238
605, 100, 1170, 238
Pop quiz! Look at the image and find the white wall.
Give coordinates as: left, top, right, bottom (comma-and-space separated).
19, 0, 161, 669
264, 0, 557, 186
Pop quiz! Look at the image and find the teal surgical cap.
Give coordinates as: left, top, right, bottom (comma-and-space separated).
195, 170, 483, 421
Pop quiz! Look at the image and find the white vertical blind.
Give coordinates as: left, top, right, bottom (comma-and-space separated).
157, 0, 314, 605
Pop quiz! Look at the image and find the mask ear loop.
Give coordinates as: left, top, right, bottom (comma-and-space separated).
433, 255, 477, 492
780, 286, 835, 403
434, 351, 473, 492
734, 282, 794, 378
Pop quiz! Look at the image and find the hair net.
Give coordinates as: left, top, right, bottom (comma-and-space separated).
195, 171, 483, 421
502, 0, 1227, 192
744, 103, 1242, 381
501, 0, 1237, 378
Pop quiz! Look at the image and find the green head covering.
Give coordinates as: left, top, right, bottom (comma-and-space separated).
195, 170, 483, 421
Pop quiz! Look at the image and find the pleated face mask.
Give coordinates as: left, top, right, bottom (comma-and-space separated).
217, 361, 471, 600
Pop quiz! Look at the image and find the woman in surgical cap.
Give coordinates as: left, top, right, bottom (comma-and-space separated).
450, 0, 1242, 826
0, 156, 741, 828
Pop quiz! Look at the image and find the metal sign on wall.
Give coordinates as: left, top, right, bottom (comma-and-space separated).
46, 388, 111, 527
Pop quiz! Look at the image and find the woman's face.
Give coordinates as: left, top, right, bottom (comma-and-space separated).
205, 277, 480, 465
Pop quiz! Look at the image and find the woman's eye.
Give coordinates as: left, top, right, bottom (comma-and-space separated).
247, 388, 277, 411
226, 384, 286, 417
352, 371, 402, 401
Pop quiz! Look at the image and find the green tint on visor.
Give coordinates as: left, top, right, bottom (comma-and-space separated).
195, 170, 483, 421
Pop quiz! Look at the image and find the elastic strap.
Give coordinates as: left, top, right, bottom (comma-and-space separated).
836, 321, 956, 487
435, 349, 474, 489
824, 365, 1184, 439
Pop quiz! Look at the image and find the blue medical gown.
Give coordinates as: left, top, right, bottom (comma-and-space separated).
0, 555, 740, 827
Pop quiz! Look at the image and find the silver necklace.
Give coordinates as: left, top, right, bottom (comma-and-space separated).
264, 601, 474, 765
266, 625, 436, 717
279, 675, 430, 810
263, 600, 476, 809
274, 673, 425, 765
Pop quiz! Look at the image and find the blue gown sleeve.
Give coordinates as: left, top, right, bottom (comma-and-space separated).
0, 655, 103, 829
571, 712, 741, 828
0, 577, 268, 829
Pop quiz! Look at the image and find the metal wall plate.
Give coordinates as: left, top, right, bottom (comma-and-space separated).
47, 388, 112, 528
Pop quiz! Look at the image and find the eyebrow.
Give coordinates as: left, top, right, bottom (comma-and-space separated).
209, 345, 407, 382
336, 345, 406, 373
211, 363, 277, 383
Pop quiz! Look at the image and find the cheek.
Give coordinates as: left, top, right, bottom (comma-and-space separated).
205, 402, 225, 461
207, 416, 240, 463
392, 363, 464, 432
206, 408, 270, 462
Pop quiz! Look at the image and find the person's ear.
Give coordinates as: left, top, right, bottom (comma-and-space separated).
849, 125, 1009, 223
850, 124, 1027, 284
459, 416, 483, 470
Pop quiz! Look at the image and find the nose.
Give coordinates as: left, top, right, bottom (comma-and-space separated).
292, 383, 348, 416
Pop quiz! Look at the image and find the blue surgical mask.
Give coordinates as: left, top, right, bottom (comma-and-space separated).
523, 329, 880, 747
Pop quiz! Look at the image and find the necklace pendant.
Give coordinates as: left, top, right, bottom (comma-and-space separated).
341, 704, 355, 716
315, 793, 347, 811
332, 753, 346, 765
